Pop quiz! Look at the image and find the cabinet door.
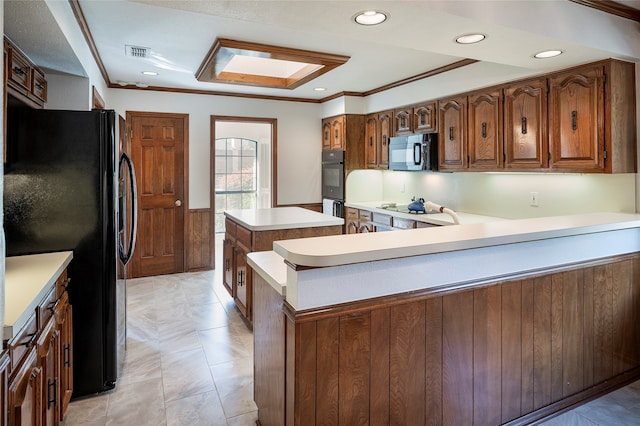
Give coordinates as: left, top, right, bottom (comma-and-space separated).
468, 89, 503, 169
394, 108, 413, 135
234, 246, 249, 318
549, 65, 604, 171
330, 116, 345, 150
503, 78, 548, 169
222, 239, 234, 297
438, 97, 467, 170
321, 119, 332, 151
8, 347, 41, 426
38, 318, 60, 426
378, 110, 393, 167
365, 114, 379, 168
57, 295, 73, 420
414, 102, 437, 133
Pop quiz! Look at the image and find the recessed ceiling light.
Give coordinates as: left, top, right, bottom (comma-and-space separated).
314, 87, 326, 91
353, 10, 388, 26
455, 33, 486, 44
533, 49, 563, 59
142, 71, 158, 76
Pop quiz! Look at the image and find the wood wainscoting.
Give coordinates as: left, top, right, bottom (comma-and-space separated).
186, 208, 214, 271
279, 253, 640, 426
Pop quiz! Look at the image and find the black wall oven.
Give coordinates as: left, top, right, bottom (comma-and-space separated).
322, 149, 345, 218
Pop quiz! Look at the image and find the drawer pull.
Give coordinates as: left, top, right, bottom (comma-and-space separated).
48, 378, 58, 408
20, 332, 38, 348
64, 344, 71, 367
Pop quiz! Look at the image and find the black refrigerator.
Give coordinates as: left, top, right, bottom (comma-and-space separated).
4, 106, 138, 397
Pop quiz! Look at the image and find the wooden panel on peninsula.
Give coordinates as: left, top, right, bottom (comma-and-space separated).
223, 207, 343, 325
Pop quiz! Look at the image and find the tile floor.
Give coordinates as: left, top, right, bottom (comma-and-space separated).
62, 236, 640, 425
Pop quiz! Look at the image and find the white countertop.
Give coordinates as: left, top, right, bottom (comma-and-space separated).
247, 251, 287, 296
225, 207, 344, 231
273, 212, 640, 268
4, 251, 73, 340
345, 201, 504, 226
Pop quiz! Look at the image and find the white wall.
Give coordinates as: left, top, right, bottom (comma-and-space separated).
107, 89, 323, 209
45, 73, 90, 110
347, 170, 636, 219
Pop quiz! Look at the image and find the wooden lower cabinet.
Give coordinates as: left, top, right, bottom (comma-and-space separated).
223, 217, 342, 324
268, 253, 640, 425
4, 267, 72, 426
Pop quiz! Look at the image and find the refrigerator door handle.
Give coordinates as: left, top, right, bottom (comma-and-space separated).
119, 152, 138, 265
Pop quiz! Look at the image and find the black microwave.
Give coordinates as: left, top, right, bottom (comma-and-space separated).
388, 133, 438, 171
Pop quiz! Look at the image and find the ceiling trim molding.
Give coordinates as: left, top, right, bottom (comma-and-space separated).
362, 58, 480, 97
569, 0, 640, 22
109, 84, 322, 103
68, 0, 111, 86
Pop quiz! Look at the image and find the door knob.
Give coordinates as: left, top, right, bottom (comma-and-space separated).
175, 200, 182, 207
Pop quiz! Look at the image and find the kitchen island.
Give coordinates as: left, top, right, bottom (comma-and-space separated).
223, 207, 343, 324
249, 212, 640, 425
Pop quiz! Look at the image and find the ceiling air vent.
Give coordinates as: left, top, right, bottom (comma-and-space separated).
125, 45, 150, 58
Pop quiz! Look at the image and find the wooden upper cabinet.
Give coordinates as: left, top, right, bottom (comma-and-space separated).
322, 115, 348, 151
438, 96, 467, 170
414, 102, 437, 133
394, 108, 413, 135
330, 116, 345, 150
468, 89, 503, 170
321, 119, 332, 150
549, 65, 604, 171
365, 113, 379, 168
365, 111, 391, 169
503, 77, 548, 169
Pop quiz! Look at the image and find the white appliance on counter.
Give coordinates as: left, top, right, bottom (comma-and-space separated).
323, 198, 344, 218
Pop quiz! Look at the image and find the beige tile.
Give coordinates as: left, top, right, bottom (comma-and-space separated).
210, 356, 257, 418
199, 326, 252, 366
63, 393, 109, 425
226, 410, 259, 426
165, 390, 227, 426
106, 378, 166, 426
161, 347, 216, 402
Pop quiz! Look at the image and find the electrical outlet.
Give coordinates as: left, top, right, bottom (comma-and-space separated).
530, 192, 539, 207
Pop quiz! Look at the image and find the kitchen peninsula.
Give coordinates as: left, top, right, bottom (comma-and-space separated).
250, 213, 640, 425
223, 207, 343, 324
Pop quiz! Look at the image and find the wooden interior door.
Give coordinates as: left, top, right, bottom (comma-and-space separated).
128, 112, 187, 277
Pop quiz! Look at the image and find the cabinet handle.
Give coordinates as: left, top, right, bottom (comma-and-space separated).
13, 66, 26, 76
64, 344, 71, 367
571, 110, 577, 131
20, 332, 38, 348
449, 126, 454, 141
521, 117, 527, 134
48, 378, 58, 408
481, 122, 487, 139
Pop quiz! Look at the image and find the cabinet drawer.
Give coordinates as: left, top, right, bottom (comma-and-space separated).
225, 218, 237, 239
55, 269, 70, 299
30, 68, 47, 103
37, 286, 57, 331
393, 217, 416, 229
416, 221, 438, 228
372, 212, 393, 227
8, 48, 30, 93
8, 313, 38, 373
236, 225, 252, 250
358, 210, 372, 221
